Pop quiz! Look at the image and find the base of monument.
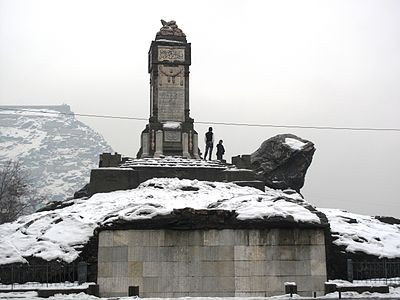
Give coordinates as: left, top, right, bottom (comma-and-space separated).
138, 146, 199, 159
139, 124, 199, 159
89, 156, 264, 196
162, 149, 184, 157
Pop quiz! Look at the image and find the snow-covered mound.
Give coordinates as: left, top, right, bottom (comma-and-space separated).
321, 208, 400, 258
0, 105, 113, 201
0, 178, 320, 265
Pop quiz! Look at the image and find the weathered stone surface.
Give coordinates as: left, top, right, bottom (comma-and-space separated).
73, 183, 90, 199
98, 228, 327, 297
139, 20, 195, 158
231, 180, 265, 191
89, 168, 139, 195
99, 153, 122, 167
156, 20, 186, 41
231, 155, 251, 169
89, 164, 265, 196
250, 134, 315, 192
100, 208, 327, 231
221, 169, 259, 181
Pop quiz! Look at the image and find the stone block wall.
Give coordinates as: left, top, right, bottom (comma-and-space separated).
99, 153, 122, 167
231, 155, 252, 169
97, 229, 326, 297
89, 167, 265, 195
89, 168, 139, 194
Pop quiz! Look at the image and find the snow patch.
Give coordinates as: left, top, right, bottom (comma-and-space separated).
162, 121, 181, 129
320, 208, 400, 258
285, 137, 306, 150
120, 156, 228, 169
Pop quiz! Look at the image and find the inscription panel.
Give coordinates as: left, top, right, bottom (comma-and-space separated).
157, 65, 185, 122
158, 88, 185, 122
164, 131, 181, 142
158, 47, 185, 62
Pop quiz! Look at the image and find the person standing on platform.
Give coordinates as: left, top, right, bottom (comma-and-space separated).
204, 127, 214, 160
216, 140, 225, 161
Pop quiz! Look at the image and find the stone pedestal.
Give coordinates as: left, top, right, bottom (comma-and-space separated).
182, 133, 190, 158
154, 130, 163, 157
141, 133, 149, 158
98, 228, 327, 297
193, 133, 200, 158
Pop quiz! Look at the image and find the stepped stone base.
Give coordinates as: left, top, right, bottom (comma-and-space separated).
232, 180, 265, 191
89, 156, 264, 195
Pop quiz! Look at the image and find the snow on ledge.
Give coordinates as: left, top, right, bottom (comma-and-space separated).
156, 39, 185, 43
285, 137, 307, 150
0, 282, 94, 290
162, 121, 181, 129
120, 156, 228, 169
0, 178, 319, 264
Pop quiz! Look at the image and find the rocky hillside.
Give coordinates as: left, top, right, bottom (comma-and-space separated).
0, 105, 113, 202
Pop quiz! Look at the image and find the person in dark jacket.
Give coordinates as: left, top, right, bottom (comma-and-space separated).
216, 140, 225, 161
204, 127, 214, 160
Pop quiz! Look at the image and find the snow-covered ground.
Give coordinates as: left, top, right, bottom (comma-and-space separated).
0, 282, 91, 290
0, 289, 400, 299
0, 105, 113, 202
320, 208, 400, 258
1, 280, 400, 298
0, 178, 319, 265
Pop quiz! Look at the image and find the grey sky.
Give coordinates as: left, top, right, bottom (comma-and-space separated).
1, 0, 400, 217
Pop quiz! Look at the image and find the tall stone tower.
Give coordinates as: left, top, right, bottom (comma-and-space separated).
138, 20, 199, 158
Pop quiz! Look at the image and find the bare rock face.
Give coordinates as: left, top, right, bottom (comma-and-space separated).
250, 134, 315, 193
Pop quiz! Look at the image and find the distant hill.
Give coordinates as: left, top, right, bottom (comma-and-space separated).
0, 105, 113, 202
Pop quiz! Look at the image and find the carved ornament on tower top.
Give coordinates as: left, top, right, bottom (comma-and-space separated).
156, 20, 186, 41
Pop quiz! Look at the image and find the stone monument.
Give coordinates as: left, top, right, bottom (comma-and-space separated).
138, 20, 199, 158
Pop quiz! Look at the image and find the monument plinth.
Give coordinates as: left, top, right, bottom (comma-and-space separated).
138, 20, 199, 158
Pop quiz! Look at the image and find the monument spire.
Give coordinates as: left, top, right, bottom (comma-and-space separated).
138, 21, 199, 159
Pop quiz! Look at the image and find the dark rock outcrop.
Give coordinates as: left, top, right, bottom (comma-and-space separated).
100, 207, 328, 231
74, 183, 90, 199
36, 198, 76, 213
250, 134, 315, 192
375, 215, 400, 225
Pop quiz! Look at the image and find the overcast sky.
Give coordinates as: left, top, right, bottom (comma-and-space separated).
1, 0, 400, 217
